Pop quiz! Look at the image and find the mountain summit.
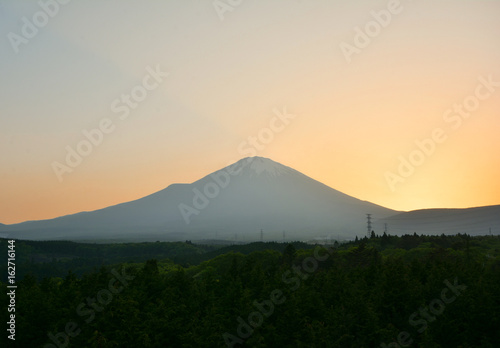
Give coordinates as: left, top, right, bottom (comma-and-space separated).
234, 157, 297, 178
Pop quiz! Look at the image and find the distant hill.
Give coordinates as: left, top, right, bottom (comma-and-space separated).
378, 205, 500, 236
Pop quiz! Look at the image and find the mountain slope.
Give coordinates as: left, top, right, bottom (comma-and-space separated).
3, 157, 397, 241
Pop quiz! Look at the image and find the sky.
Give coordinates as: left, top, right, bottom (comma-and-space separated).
1, 0, 499, 225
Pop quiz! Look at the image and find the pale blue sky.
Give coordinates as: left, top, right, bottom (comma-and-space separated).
1, 0, 500, 223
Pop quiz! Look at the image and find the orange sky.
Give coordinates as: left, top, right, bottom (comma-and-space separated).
1, 0, 499, 224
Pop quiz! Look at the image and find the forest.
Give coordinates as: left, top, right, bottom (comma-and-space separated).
1, 233, 499, 347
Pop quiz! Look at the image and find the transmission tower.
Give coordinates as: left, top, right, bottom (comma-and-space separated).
260, 229, 264, 242
366, 214, 372, 237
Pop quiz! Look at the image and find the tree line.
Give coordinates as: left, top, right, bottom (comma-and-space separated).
1, 234, 499, 347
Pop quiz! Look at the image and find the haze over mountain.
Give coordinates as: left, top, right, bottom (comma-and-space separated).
1, 157, 498, 242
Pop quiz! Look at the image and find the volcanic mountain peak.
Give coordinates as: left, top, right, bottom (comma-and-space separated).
233, 156, 297, 178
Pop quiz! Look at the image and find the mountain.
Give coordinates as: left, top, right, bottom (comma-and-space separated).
2, 157, 397, 242
3, 157, 498, 242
